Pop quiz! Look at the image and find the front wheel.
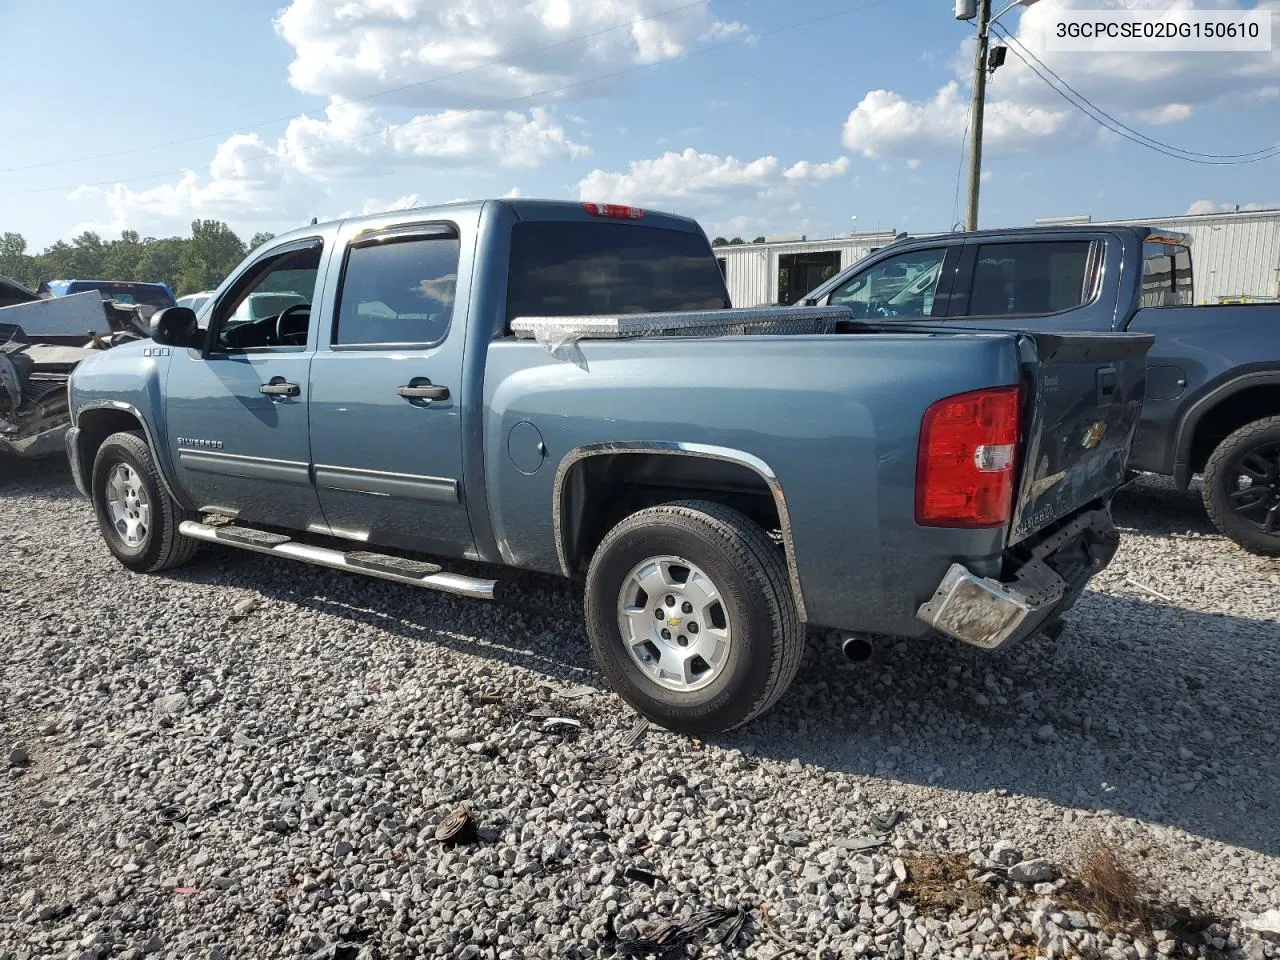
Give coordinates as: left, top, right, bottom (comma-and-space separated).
584, 500, 804, 734
90, 431, 199, 572
1202, 415, 1280, 556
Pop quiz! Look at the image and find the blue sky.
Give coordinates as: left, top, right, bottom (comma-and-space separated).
2, 0, 1277, 250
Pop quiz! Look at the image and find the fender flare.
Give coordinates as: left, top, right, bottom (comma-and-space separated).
551, 440, 808, 622
73, 400, 190, 508
1172, 368, 1280, 487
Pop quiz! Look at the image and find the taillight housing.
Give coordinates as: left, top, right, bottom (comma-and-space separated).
916, 385, 1021, 527
582, 201, 645, 220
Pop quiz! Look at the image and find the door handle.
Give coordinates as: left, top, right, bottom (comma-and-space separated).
260, 379, 300, 397
396, 379, 450, 402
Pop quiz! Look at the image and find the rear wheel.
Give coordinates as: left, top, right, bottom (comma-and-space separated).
584, 500, 803, 734
91, 431, 199, 572
1202, 415, 1280, 556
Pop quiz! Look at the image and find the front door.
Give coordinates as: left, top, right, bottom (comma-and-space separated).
307, 221, 476, 557
163, 239, 329, 531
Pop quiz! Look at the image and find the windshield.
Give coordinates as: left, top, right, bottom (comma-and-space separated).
506, 221, 730, 322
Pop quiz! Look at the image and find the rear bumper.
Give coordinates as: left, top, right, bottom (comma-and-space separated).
916, 507, 1118, 650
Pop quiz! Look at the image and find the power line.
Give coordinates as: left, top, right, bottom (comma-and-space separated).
990, 24, 1280, 165
1, 0, 708, 174
7, 0, 912, 198
951, 99, 972, 230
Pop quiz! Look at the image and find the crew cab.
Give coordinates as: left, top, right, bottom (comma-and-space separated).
65, 200, 1152, 733
801, 225, 1280, 555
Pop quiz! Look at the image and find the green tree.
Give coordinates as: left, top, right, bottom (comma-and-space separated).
728, 237, 745, 245
752, 236, 766, 244
134, 238, 185, 292
249, 231, 275, 250
103, 230, 144, 281
0, 233, 35, 287
179, 220, 246, 293
711, 236, 728, 247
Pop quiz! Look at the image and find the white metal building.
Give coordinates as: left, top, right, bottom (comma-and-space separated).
716, 208, 1280, 307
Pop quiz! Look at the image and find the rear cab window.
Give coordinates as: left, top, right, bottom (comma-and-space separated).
505, 221, 729, 326
1141, 241, 1193, 307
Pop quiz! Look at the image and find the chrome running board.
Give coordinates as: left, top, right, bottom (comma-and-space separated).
178, 520, 499, 601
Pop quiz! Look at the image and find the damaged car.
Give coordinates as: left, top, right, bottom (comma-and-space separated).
0, 275, 148, 459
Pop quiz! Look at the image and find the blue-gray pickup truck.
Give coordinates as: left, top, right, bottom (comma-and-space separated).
65, 199, 1153, 733
801, 225, 1280, 555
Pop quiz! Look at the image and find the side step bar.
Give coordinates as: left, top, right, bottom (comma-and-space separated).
178, 521, 499, 601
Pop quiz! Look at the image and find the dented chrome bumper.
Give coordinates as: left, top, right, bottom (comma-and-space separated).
916, 508, 1119, 650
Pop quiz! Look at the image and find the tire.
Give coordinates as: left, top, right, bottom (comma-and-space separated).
584, 499, 803, 734
90, 430, 200, 573
1201, 415, 1280, 557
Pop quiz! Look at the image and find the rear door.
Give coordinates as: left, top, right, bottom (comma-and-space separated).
307, 220, 477, 557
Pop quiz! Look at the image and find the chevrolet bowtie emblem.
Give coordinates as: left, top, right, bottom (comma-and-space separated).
1082, 421, 1107, 449
666, 617, 683, 627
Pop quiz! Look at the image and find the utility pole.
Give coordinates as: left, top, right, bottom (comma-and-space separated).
965, 0, 991, 232
957, 0, 1039, 231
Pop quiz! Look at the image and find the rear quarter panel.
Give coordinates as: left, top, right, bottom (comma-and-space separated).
482, 332, 1023, 636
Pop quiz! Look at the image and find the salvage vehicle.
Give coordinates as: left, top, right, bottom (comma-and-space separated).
65, 199, 1152, 733
0, 275, 146, 459
801, 226, 1280, 555
40, 279, 177, 317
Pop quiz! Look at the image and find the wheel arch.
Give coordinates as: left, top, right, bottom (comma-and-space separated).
75, 402, 187, 507
1174, 370, 1280, 487
552, 441, 807, 622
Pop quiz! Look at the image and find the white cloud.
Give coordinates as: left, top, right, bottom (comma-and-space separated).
360, 193, 422, 215
840, 0, 1280, 159
577, 148, 783, 204
73, 0, 749, 234
274, 0, 743, 108
783, 157, 850, 181
843, 81, 1071, 158
502, 186, 522, 198
1138, 103, 1194, 125
1185, 199, 1278, 215
578, 148, 850, 244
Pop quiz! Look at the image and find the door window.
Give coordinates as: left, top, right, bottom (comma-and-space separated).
964, 241, 1093, 317
333, 234, 460, 346
211, 244, 322, 351
826, 248, 946, 319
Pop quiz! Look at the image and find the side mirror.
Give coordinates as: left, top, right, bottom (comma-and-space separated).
150, 307, 201, 348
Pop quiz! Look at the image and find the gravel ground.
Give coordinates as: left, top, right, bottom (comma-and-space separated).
2, 461, 1278, 960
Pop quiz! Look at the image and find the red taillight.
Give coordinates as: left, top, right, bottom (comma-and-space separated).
582, 201, 645, 220
916, 385, 1021, 528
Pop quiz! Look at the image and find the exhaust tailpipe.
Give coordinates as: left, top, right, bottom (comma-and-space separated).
841, 634, 874, 663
